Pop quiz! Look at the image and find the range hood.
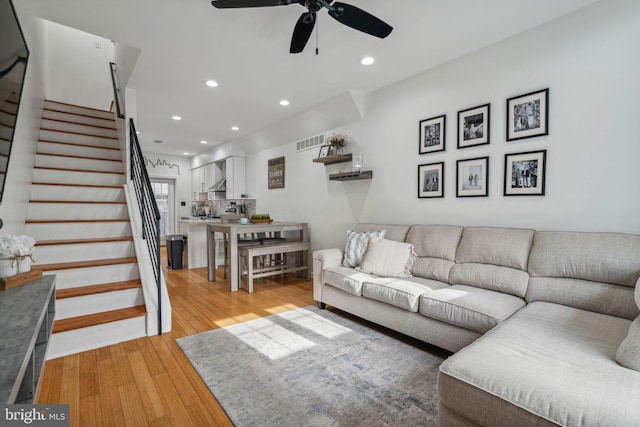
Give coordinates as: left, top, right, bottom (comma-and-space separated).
208, 178, 226, 192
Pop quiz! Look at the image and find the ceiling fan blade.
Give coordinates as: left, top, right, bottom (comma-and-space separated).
290, 12, 316, 54
328, 2, 392, 38
211, 0, 293, 8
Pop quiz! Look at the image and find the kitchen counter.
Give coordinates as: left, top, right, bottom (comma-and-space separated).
178, 219, 224, 269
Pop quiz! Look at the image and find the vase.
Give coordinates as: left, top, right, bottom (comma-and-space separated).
0, 258, 17, 278
17, 255, 33, 273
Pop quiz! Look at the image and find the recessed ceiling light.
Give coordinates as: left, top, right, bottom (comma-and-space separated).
183, 152, 190, 156
231, 126, 239, 131
205, 80, 218, 87
279, 99, 290, 106
360, 56, 375, 66
172, 115, 182, 121
136, 131, 141, 135
200, 140, 208, 144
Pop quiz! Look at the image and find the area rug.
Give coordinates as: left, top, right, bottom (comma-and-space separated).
177, 306, 444, 426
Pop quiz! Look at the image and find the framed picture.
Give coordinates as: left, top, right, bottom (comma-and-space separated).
457, 103, 490, 149
456, 157, 489, 197
418, 162, 444, 198
268, 156, 285, 189
506, 88, 549, 141
503, 150, 546, 196
419, 114, 446, 154
317, 145, 330, 158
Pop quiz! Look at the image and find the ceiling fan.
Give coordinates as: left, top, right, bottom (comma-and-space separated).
211, 0, 393, 54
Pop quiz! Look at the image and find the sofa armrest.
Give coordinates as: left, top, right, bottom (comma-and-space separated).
313, 248, 343, 303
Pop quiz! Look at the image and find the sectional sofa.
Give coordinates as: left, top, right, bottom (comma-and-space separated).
312, 223, 640, 426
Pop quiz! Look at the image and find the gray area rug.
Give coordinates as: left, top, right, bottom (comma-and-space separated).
177, 306, 444, 426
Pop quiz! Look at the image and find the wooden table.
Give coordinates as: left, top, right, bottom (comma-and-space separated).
207, 221, 309, 291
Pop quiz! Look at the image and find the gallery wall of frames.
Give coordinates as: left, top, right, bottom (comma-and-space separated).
418, 88, 549, 199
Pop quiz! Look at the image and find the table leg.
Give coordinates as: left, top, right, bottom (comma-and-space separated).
229, 232, 239, 292
207, 228, 215, 282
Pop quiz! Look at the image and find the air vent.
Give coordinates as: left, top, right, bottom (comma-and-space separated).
296, 134, 324, 152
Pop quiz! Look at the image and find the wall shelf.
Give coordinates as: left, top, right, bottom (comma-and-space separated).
312, 154, 352, 165
329, 171, 373, 181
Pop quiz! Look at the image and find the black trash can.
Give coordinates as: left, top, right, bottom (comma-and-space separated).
166, 235, 187, 269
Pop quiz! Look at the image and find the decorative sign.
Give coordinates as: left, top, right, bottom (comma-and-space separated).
268, 157, 285, 189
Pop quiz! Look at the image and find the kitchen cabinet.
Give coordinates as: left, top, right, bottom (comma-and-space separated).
225, 156, 246, 199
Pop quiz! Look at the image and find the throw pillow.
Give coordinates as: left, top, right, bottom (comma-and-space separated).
342, 230, 386, 268
356, 237, 416, 278
616, 316, 640, 372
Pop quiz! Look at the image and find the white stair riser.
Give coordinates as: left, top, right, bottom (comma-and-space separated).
33, 241, 134, 264
44, 101, 115, 121
0, 124, 12, 140
43, 109, 116, 129
36, 154, 123, 173
0, 112, 15, 127
39, 129, 119, 149
38, 141, 121, 161
55, 288, 143, 320
28, 203, 128, 220
43, 263, 139, 289
41, 118, 117, 139
47, 316, 146, 359
2, 101, 17, 114
26, 221, 131, 241
33, 168, 125, 187
30, 185, 124, 202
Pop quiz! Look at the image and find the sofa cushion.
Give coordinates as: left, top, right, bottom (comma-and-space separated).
527, 277, 639, 320
406, 224, 463, 260
354, 223, 411, 243
528, 231, 640, 287
439, 302, 639, 427
342, 229, 386, 268
449, 262, 529, 298
411, 257, 455, 282
455, 226, 535, 271
356, 238, 416, 278
419, 285, 525, 333
323, 266, 377, 296
616, 317, 640, 372
362, 277, 449, 312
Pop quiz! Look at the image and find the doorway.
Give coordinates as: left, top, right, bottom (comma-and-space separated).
151, 179, 175, 246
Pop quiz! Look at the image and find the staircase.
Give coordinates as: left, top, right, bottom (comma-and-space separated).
28, 100, 147, 359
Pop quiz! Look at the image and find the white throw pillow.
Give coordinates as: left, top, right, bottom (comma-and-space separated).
342, 230, 386, 268
356, 238, 416, 278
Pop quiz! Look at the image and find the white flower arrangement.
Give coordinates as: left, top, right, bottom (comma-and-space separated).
0, 234, 36, 258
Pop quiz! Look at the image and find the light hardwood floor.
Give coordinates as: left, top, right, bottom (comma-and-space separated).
37, 248, 315, 426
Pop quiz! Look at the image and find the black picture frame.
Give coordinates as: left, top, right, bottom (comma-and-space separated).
456, 156, 489, 197
457, 103, 490, 149
506, 88, 549, 141
419, 114, 446, 154
503, 150, 546, 196
317, 145, 330, 158
418, 162, 444, 198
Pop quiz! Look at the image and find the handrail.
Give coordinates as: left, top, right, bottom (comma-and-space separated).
129, 118, 162, 335
109, 62, 125, 119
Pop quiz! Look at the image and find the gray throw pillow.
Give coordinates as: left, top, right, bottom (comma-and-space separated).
356, 237, 416, 278
342, 229, 386, 268
616, 316, 640, 371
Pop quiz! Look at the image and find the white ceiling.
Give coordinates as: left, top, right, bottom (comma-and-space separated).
17, 0, 599, 157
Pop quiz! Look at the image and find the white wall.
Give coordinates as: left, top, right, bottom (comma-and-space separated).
45, 21, 114, 110
0, 14, 47, 234
246, 0, 640, 252
143, 151, 192, 220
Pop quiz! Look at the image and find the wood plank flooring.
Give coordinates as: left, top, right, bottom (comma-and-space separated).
37, 247, 315, 426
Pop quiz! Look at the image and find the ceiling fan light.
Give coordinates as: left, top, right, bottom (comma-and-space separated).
360, 56, 375, 65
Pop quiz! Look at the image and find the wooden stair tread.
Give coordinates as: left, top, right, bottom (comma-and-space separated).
42, 117, 117, 131
31, 182, 122, 189
29, 200, 125, 204
39, 139, 120, 151
36, 151, 122, 162
26, 219, 128, 223
52, 305, 146, 334
40, 127, 118, 140
56, 280, 142, 299
34, 257, 137, 271
45, 99, 117, 115
34, 166, 124, 175
36, 237, 133, 246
